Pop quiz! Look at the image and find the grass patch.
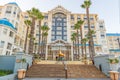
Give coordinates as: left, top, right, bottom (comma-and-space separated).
0, 70, 13, 76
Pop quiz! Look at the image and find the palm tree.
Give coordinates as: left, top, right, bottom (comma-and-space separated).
81, 0, 95, 60
43, 32, 49, 54
24, 20, 31, 53
34, 42, 38, 54
77, 20, 84, 57
71, 33, 77, 56
36, 11, 44, 54
27, 8, 40, 54
74, 23, 80, 56
81, 38, 88, 58
41, 26, 50, 54
87, 30, 96, 59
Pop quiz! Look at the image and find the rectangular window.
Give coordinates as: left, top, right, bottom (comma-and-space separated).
100, 26, 103, 28
101, 34, 105, 38
52, 26, 55, 30
13, 7, 17, 15
52, 32, 55, 35
56, 36, 62, 39
6, 6, 12, 13
3, 28, 7, 34
6, 51, 10, 55
63, 23, 66, 26
63, 18, 66, 22
56, 31, 62, 35
84, 16, 87, 20
44, 15, 48, 20
0, 41, 5, 48
52, 36, 55, 39
9, 31, 14, 37
84, 26, 88, 28
64, 32, 67, 35
71, 15, 74, 20
7, 43, 12, 50
77, 16, 81, 20
63, 36, 67, 40
91, 26, 94, 28
57, 27, 62, 30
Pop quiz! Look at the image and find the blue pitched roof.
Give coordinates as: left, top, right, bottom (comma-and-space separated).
0, 18, 16, 30
8, 2, 18, 6
106, 33, 120, 36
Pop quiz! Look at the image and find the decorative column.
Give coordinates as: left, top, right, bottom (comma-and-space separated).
45, 44, 48, 60
71, 45, 73, 61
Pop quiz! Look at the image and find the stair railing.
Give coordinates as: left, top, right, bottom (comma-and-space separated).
63, 61, 68, 79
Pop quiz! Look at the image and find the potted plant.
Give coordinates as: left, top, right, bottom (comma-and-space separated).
17, 58, 26, 79
108, 58, 119, 71
108, 58, 119, 80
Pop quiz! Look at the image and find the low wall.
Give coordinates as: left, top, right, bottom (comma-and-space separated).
0, 53, 33, 73
0, 56, 16, 71
14, 53, 33, 73
0, 73, 17, 80
94, 54, 114, 76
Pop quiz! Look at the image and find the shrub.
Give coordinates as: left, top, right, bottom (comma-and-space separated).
108, 58, 119, 64
0, 70, 13, 76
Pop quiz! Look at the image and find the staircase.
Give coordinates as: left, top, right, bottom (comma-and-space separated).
67, 64, 107, 78
26, 64, 65, 78
25, 64, 107, 78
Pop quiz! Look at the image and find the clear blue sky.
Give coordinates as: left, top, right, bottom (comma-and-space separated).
0, 0, 120, 33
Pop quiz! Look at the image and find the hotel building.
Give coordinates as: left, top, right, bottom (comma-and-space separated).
106, 33, 120, 56
0, 2, 27, 55
34, 6, 108, 60
0, 2, 119, 60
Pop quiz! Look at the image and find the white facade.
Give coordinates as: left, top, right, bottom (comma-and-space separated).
96, 20, 109, 54
0, 2, 27, 54
0, 19, 16, 55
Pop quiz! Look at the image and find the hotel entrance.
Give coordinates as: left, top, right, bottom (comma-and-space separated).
46, 40, 73, 61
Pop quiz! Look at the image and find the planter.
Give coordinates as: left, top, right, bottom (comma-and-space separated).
109, 71, 119, 80
17, 69, 26, 79
110, 64, 119, 71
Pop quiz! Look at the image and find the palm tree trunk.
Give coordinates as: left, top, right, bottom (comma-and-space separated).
73, 41, 74, 55
80, 26, 84, 57
41, 34, 44, 54
77, 30, 80, 59
73, 41, 74, 60
85, 43, 87, 58
24, 26, 29, 53
38, 20, 41, 54
75, 39, 77, 59
28, 18, 35, 54
34, 45, 37, 54
86, 7, 95, 60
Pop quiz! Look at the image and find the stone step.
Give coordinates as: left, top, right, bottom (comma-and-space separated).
26, 64, 107, 78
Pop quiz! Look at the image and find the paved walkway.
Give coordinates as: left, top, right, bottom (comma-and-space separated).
23, 78, 110, 80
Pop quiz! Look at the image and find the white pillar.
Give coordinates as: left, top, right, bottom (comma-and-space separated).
71, 45, 73, 61
45, 44, 48, 60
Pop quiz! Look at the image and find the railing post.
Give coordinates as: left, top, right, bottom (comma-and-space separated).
63, 61, 68, 79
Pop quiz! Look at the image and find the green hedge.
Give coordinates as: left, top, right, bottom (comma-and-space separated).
0, 70, 13, 76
